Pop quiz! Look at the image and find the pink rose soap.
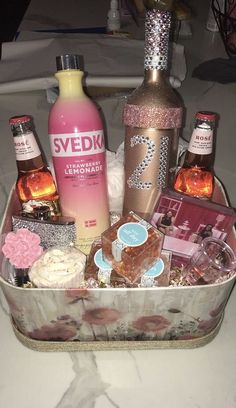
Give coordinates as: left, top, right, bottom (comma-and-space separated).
2, 228, 43, 269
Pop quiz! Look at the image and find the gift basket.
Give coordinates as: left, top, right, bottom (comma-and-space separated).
0, 180, 236, 351
1, 7, 236, 351
1, 109, 236, 350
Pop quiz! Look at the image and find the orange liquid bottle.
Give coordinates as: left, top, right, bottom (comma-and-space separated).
9, 115, 60, 215
174, 111, 217, 199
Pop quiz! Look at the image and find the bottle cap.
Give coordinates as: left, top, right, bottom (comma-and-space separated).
56, 54, 80, 71
196, 111, 216, 122
9, 115, 31, 125
32, 206, 51, 221
110, 0, 118, 9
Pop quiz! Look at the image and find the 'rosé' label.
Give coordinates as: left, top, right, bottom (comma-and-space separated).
14, 133, 40, 161
188, 128, 213, 155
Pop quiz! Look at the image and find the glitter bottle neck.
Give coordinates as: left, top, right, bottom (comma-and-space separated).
144, 9, 171, 73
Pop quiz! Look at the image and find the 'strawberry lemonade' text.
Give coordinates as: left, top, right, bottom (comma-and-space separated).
65, 162, 103, 175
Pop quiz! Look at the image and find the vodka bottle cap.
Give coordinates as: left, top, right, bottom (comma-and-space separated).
56, 54, 81, 71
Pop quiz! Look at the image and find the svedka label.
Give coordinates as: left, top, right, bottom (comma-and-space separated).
49, 130, 109, 255
50, 130, 106, 181
50, 130, 105, 157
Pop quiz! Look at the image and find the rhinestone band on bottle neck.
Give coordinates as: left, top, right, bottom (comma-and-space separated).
144, 9, 171, 71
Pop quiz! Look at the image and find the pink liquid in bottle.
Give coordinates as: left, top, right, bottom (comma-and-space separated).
48, 55, 110, 254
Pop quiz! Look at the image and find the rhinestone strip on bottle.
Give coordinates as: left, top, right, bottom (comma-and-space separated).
127, 135, 155, 189
144, 9, 171, 71
157, 135, 169, 188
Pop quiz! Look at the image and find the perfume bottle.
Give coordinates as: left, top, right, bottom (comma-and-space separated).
122, 5, 183, 220
10, 115, 60, 215
48, 54, 110, 255
174, 111, 217, 199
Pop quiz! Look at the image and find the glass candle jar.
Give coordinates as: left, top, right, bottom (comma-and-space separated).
184, 237, 236, 285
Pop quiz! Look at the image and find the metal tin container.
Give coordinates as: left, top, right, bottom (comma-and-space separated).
0, 181, 235, 349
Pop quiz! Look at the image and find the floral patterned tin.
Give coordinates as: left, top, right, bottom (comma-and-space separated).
0, 182, 236, 348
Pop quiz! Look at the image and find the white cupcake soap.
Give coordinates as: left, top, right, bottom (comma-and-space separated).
29, 246, 86, 288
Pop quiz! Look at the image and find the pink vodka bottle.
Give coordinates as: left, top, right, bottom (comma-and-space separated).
48, 54, 110, 254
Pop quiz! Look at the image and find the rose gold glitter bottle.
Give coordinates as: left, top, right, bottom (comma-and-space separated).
123, 3, 183, 220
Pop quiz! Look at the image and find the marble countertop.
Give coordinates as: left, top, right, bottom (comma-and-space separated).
1, 1, 236, 407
